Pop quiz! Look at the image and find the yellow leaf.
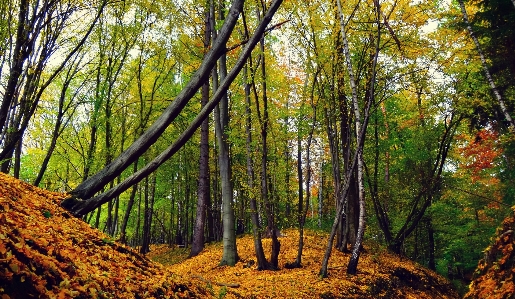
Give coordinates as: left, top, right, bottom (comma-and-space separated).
9, 263, 18, 273
0, 242, 7, 255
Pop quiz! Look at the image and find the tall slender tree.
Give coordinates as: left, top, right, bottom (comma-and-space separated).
191, 0, 212, 258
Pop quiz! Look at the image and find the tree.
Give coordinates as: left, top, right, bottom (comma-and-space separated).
0, 0, 107, 173
318, 0, 381, 277
291, 85, 317, 268
190, 0, 212, 258
457, 0, 514, 130
243, 57, 268, 269
61, 0, 245, 207
61, 0, 285, 217
33, 52, 86, 187
212, 0, 239, 266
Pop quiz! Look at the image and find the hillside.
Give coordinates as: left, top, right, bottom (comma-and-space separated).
0, 172, 460, 298
465, 206, 515, 299
0, 173, 206, 298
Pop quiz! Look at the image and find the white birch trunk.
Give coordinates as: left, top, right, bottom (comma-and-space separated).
458, 0, 515, 130
335, 0, 366, 275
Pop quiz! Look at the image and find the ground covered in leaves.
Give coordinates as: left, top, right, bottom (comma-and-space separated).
156, 232, 459, 298
0, 172, 207, 298
465, 206, 515, 299
0, 172, 460, 298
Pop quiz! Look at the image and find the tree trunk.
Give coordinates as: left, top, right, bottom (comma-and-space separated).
13, 140, 21, 178
61, 0, 284, 217
243, 53, 268, 269
64, 0, 245, 202
294, 75, 318, 267
212, 0, 238, 267
320, 0, 377, 277
190, 4, 212, 258
427, 217, 436, 270
334, 0, 367, 275
140, 176, 151, 254
458, 0, 515, 130
295, 130, 304, 264
252, 5, 280, 269
119, 161, 139, 244
0, 0, 31, 137
318, 162, 323, 228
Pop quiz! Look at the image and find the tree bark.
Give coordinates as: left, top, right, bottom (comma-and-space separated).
140, 173, 156, 254
119, 162, 139, 244
244, 60, 268, 270
252, 3, 280, 269
190, 3, 212, 258
458, 0, 515, 130
212, 0, 238, 267
294, 72, 318, 267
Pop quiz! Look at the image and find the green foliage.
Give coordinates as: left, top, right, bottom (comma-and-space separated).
42, 210, 52, 218
218, 286, 227, 299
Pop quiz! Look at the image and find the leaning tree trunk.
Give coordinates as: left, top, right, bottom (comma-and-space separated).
61, 0, 284, 218
63, 0, 245, 203
243, 57, 268, 269
458, 0, 515, 130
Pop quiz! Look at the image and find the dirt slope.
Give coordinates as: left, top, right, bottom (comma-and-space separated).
465, 206, 515, 299
0, 173, 207, 298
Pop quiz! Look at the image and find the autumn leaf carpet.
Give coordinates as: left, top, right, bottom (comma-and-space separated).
0, 172, 207, 299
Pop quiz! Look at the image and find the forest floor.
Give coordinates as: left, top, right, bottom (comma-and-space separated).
0, 172, 207, 298
0, 172, 461, 298
149, 230, 460, 299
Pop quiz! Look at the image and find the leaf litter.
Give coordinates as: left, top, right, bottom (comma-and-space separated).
163, 232, 459, 298
0, 172, 460, 298
0, 172, 207, 298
